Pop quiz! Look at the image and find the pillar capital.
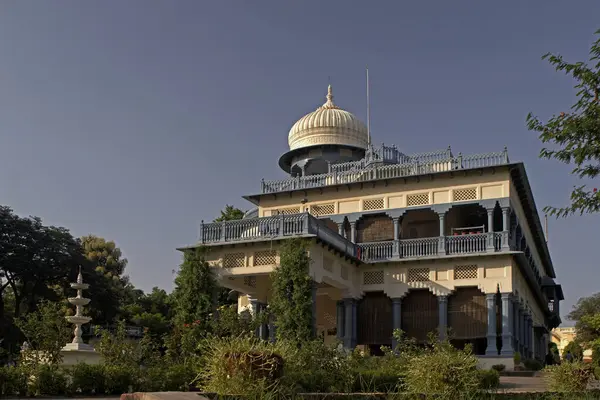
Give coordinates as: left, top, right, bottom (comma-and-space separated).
437, 294, 448, 303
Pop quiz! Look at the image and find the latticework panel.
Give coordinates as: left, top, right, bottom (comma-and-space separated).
448, 287, 487, 339
311, 203, 335, 217
363, 270, 384, 285
243, 276, 256, 288
340, 266, 348, 280
274, 207, 301, 215
406, 192, 429, 207
363, 198, 385, 211
223, 252, 245, 268
453, 187, 477, 202
323, 257, 333, 272
408, 268, 430, 282
253, 250, 277, 266
454, 265, 478, 280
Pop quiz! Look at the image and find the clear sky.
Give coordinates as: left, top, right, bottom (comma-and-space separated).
1, 1, 598, 324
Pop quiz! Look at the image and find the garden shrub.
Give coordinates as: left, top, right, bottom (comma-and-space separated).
478, 369, 500, 389
544, 361, 594, 392
491, 364, 506, 372
70, 363, 106, 395
200, 336, 285, 398
282, 340, 354, 393
103, 364, 134, 395
163, 363, 198, 391
349, 348, 406, 393
0, 366, 28, 397
514, 351, 522, 365
523, 358, 544, 371
403, 340, 480, 397
29, 364, 69, 396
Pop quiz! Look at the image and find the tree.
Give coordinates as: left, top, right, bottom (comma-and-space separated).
563, 340, 585, 361
15, 300, 72, 365
568, 293, 600, 344
527, 29, 600, 217
171, 247, 216, 329
78, 235, 130, 325
269, 238, 314, 343
213, 205, 245, 222
0, 206, 84, 359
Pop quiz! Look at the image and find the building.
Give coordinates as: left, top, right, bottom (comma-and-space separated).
179, 85, 564, 367
551, 327, 592, 361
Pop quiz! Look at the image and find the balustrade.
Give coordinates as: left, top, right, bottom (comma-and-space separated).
261, 148, 509, 194
356, 231, 508, 262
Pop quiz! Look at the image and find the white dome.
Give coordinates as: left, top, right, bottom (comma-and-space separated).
288, 85, 368, 151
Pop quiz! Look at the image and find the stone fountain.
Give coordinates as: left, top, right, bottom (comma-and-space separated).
60, 267, 101, 365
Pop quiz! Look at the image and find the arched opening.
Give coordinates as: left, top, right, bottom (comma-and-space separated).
343, 217, 351, 240
356, 214, 394, 243
447, 287, 489, 355
445, 204, 487, 235
320, 217, 339, 233
357, 291, 393, 355
401, 289, 439, 343
401, 209, 438, 239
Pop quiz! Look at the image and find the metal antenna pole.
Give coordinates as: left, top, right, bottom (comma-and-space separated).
366, 66, 371, 146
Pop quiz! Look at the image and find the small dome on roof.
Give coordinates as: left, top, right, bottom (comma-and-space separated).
287, 85, 368, 152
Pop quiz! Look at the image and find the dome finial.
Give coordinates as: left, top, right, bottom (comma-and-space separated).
322, 84, 337, 109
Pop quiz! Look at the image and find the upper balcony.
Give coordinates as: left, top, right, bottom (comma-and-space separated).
259, 146, 510, 195
196, 206, 512, 264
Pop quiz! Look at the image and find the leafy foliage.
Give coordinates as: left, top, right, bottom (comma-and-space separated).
171, 247, 216, 329
14, 300, 71, 365
213, 204, 245, 222
402, 337, 481, 397
270, 238, 315, 343
527, 29, 600, 217
563, 341, 585, 361
544, 361, 594, 392
568, 293, 600, 345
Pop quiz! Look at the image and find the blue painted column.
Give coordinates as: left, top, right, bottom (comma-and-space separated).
392, 218, 400, 257
501, 207, 510, 250
527, 315, 533, 359
352, 300, 358, 347
343, 298, 356, 349
500, 293, 514, 356
486, 208, 495, 252
337, 223, 345, 237
438, 295, 448, 341
485, 293, 497, 355
350, 222, 357, 243
391, 298, 402, 350
519, 307, 525, 355
438, 213, 446, 254
336, 300, 345, 340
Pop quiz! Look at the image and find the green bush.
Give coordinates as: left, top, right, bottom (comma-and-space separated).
30, 364, 69, 396
164, 363, 198, 391
282, 340, 354, 393
514, 351, 522, 365
403, 340, 481, 397
594, 366, 600, 380
491, 364, 506, 372
70, 363, 106, 395
478, 369, 500, 389
523, 358, 544, 371
544, 361, 594, 392
103, 364, 134, 395
200, 336, 285, 397
0, 366, 28, 397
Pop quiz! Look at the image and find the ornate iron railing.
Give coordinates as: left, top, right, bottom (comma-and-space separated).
199, 213, 358, 258
261, 148, 509, 194
356, 232, 507, 262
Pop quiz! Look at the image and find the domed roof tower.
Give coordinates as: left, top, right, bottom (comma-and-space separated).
279, 85, 369, 176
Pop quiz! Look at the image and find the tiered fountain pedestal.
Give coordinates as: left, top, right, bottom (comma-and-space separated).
60, 271, 101, 365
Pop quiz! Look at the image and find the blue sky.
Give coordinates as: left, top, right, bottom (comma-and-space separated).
1, 1, 598, 324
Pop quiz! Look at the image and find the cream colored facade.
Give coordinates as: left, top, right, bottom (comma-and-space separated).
181, 84, 563, 365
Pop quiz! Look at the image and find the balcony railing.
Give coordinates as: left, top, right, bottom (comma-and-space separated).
261, 148, 509, 194
357, 232, 506, 262
199, 214, 509, 263
199, 213, 358, 258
